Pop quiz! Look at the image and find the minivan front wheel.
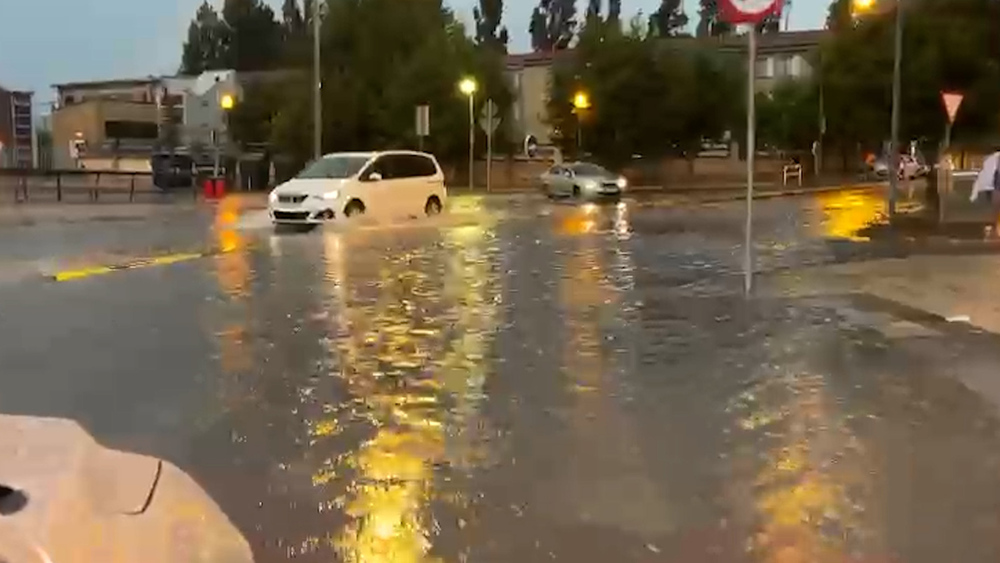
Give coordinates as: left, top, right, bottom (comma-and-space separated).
344, 200, 365, 218
425, 196, 443, 216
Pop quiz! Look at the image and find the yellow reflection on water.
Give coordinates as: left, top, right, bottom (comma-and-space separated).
732, 370, 879, 563
815, 189, 884, 241
313, 209, 498, 562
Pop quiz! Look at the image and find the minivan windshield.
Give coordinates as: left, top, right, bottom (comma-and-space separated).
296, 155, 371, 179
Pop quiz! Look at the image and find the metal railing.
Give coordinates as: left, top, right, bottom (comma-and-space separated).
0, 168, 197, 203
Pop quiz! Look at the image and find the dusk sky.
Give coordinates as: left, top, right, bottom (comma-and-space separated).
0, 0, 827, 108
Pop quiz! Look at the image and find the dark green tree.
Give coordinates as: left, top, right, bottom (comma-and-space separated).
649, 0, 689, 37
696, 0, 732, 37
221, 0, 283, 71
265, 0, 510, 167
530, 0, 577, 51
474, 0, 510, 52
757, 80, 819, 151
819, 0, 1000, 168
548, 25, 742, 167
180, 1, 227, 74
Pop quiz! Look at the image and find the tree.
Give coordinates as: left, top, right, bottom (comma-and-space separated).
649, 0, 689, 37
757, 80, 819, 151
819, 0, 1000, 168
530, 0, 577, 52
221, 0, 283, 71
696, 0, 732, 37
547, 25, 742, 167
474, 0, 509, 52
262, 0, 510, 167
180, 1, 227, 74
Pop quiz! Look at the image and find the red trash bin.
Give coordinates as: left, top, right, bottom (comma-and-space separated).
202, 177, 227, 200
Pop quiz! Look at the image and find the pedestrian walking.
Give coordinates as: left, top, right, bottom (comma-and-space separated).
970, 150, 1000, 237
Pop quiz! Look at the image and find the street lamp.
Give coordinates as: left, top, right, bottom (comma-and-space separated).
853, 0, 903, 217
459, 77, 477, 189
215, 92, 236, 177
572, 91, 591, 157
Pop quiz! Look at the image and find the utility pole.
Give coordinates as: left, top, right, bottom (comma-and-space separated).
887, 1, 903, 217
313, 0, 322, 161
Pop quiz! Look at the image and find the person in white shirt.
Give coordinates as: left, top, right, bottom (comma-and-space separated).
970, 151, 1000, 237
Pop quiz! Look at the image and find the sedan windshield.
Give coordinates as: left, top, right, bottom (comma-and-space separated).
296, 156, 370, 179
570, 163, 614, 178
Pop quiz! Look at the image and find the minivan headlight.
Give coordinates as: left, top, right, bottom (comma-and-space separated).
321, 190, 340, 200
268, 191, 278, 203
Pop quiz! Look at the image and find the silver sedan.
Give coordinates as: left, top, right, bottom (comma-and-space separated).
540, 162, 627, 200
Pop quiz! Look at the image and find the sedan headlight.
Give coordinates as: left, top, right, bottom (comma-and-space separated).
268, 191, 278, 203
321, 190, 340, 200
583, 180, 599, 190
617, 177, 628, 189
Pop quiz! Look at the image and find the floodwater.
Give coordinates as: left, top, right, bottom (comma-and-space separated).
2, 190, 1000, 562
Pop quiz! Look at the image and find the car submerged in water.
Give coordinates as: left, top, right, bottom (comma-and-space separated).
268, 151, 447, 227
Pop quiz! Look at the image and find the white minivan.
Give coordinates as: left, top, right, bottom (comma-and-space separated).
268, 151, 447, 225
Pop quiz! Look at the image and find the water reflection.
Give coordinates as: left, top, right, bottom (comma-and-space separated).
815, 190, 884, 241
304, 212, 499, 562
726, 339, 879, 562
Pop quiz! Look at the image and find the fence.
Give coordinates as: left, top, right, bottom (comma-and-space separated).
0, 169, 197, 203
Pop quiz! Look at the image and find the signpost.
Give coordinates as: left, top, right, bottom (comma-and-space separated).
719, 0, 784, 295
416, 105, 430, 151
941, 91, 963, 150
479, 99, 501, 192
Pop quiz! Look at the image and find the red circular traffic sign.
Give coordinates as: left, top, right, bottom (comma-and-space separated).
719, 0, 783, 24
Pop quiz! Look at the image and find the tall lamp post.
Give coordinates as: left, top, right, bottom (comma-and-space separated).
572, 91, 591, 158
215, 92, 236, 178
459, 78, 477, 189
313, 0, 322, 161
853, 0, 902, 217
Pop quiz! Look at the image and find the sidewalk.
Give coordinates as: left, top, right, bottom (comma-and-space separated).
787, 253, 1000, 334
0, 193, 268, 227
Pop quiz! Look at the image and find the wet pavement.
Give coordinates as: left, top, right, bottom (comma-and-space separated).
3, 189, 1000, 562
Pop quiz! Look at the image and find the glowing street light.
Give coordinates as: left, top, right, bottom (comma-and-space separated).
459, 77, 478, 189
572, 91, 591, 111
852, 0, 904, 217
572, 91, 591, 155
220, 93, 236, 111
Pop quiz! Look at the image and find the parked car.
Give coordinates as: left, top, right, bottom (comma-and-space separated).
872, 154, 930, 180
539, 162, 627, 200
268, 151, 447, 226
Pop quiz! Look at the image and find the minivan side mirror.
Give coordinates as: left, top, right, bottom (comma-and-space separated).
367, 171, 383, 182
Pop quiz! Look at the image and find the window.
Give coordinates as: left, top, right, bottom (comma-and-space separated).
104, 120, 158, 140
296, 155, 371, 179
569, 163, 613, 177
378, 154, 437, 179
755, 56, 773, 78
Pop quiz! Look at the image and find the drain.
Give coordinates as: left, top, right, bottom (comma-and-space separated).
0, 486, 27, 516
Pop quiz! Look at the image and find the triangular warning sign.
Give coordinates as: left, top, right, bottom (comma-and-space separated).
942, 92, 964, 124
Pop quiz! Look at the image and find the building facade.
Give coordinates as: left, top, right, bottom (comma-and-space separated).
0, 86, 34, 168
50, 73, 245, 170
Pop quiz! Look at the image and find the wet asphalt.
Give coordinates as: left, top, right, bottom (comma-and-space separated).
3, 190, 1000, 562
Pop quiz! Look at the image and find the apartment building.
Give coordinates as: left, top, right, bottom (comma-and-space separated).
0, 85, 34, 168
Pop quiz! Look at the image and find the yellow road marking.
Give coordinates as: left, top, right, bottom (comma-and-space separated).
50, 252, 208, 282
53, 266, 115, 282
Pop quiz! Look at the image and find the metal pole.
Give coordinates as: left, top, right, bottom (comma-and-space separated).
486, 102, 493, 192
744, 27, 757, 296
887, 1, 903, 217
468, 92, 475, 189
313, 0, 322, 160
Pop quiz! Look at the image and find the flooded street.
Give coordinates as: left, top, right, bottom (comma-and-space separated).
3, 190, 1000, 562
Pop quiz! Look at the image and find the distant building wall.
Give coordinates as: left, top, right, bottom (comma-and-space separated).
0, 86, 34, 168
51, 100, 158, 168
